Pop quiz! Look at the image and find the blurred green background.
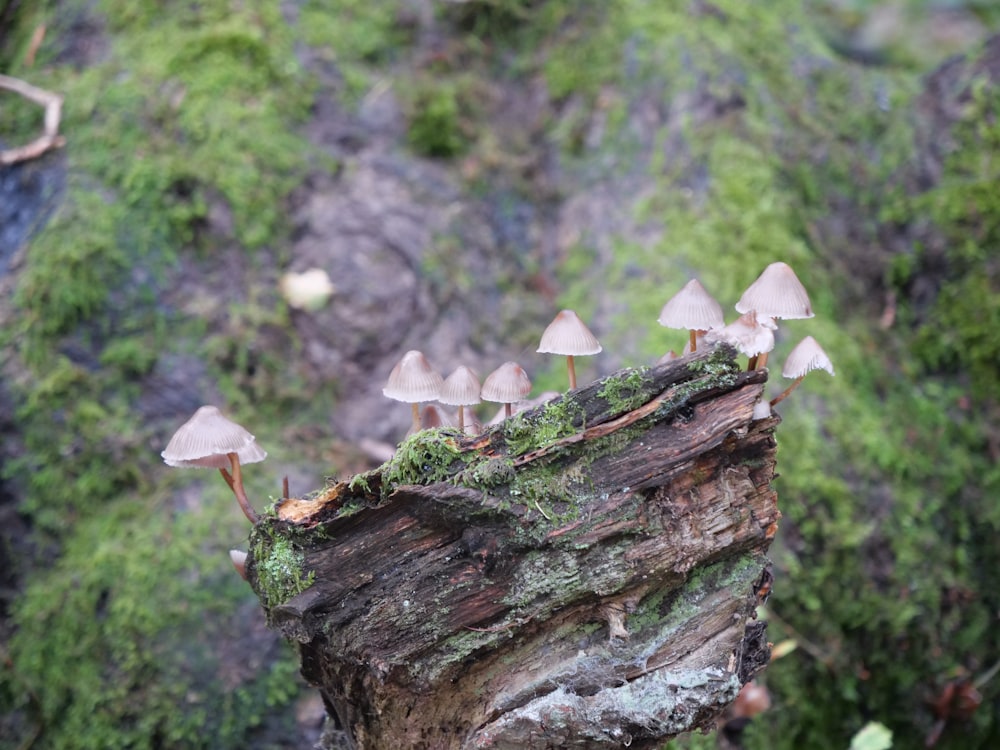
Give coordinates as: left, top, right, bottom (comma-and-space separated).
1, 0, 999, 748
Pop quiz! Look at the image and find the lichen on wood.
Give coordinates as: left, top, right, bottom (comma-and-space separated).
246, 343, 781, 749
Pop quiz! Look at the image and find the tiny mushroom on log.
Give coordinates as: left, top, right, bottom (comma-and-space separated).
439, 365, 481, 433
229, 549, 248, 581
537, 309, 602, 390
480, 361, 532, 419
770, 335, 834, 406
658, 278, 725, 353
161, 405, 267, 523
706, 311, 775, 371
383, 350, 444, 434
736, 261, 815, 369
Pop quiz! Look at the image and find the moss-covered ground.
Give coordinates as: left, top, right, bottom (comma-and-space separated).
1, 0, 999, 748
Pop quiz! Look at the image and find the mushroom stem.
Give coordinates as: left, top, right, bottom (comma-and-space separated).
282, 476, 289, 499
747, 354, 759, 371
222, 452, 259, 524
219, 467, 236, 493
756, 352, 769, 370
689, 330, 698, 353
411, 402, 422, 433
566, 355, 577, 390
504, 403, 513, 419
457, 405, 466, 433
769, 375, 805, 407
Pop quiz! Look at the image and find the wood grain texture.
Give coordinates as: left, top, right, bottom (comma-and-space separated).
247, 344, 781, 749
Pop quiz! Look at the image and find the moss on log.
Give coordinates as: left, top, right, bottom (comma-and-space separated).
247, 344, 780, 749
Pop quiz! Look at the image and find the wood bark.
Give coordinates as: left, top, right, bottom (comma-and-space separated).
247, 344, 780, 749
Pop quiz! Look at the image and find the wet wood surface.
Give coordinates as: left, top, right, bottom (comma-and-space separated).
248, 345, 780, 750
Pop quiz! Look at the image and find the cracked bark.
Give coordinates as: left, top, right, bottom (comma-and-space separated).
247, 344, 780, 750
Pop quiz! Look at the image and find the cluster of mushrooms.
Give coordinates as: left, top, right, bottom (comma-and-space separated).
382, 308, 603, 436
160, 261, 834, 542
383, 261, 834, 433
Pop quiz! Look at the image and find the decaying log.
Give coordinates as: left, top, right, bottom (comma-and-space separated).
247, 344, 781, 750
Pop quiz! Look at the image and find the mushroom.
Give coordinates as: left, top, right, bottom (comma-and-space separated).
481, 361, 532, 419
537, 309, 602, 390
383, 350, 444, 433
161, 405, 267, 523
229, 549, 248, 581
735, 262, 814, 320
769, 335, 834, 407
439, 365, 481, 433
657, 278, 725, 353
705, 311, 775, 370
736, 262, 814, 369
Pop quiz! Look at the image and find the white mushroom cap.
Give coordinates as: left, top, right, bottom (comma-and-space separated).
382, 350, 444, 403
782, 336, 834, 378
706, 311, 775, 357
229, 549, 248, 580
439, 365, 482, 406
735, 262, 814, 319
657, 279, 725, 331
537, 310, 602, 356
161, 405, 267, 469
481, 361, 532, 404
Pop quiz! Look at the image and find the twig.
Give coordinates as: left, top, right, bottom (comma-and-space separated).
0, 74, 65, 165
25, 24, 46, 67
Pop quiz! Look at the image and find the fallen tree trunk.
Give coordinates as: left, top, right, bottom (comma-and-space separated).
247, 344, 780, 749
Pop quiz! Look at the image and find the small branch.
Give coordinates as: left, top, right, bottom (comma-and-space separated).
0, 74, 65, 165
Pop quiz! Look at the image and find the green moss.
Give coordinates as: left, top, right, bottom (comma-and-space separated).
893, 75, 1000, 404
596, 367, 654, 413
501, 396, 585, 456
380, 428, 467, 498
406, 79, 468, 158
250, 527, 316, 609
3, 501, 302, 749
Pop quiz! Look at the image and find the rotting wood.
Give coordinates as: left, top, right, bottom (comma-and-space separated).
247, 344, 781, 750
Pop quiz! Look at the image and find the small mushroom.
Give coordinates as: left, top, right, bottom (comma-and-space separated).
769, 335, 834, 407
161, 405, 267, 523
229, 549, 248, 581
439, 365, 481, 433
735, 262, 815, 320
481, 361, 532, 419
537, 309, 602, 390
705, 311, 775, 370
383, 350, 444, 433
657, 278, 725, 353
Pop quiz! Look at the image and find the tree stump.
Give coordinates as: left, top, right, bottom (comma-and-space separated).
247, 344, 780, 749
